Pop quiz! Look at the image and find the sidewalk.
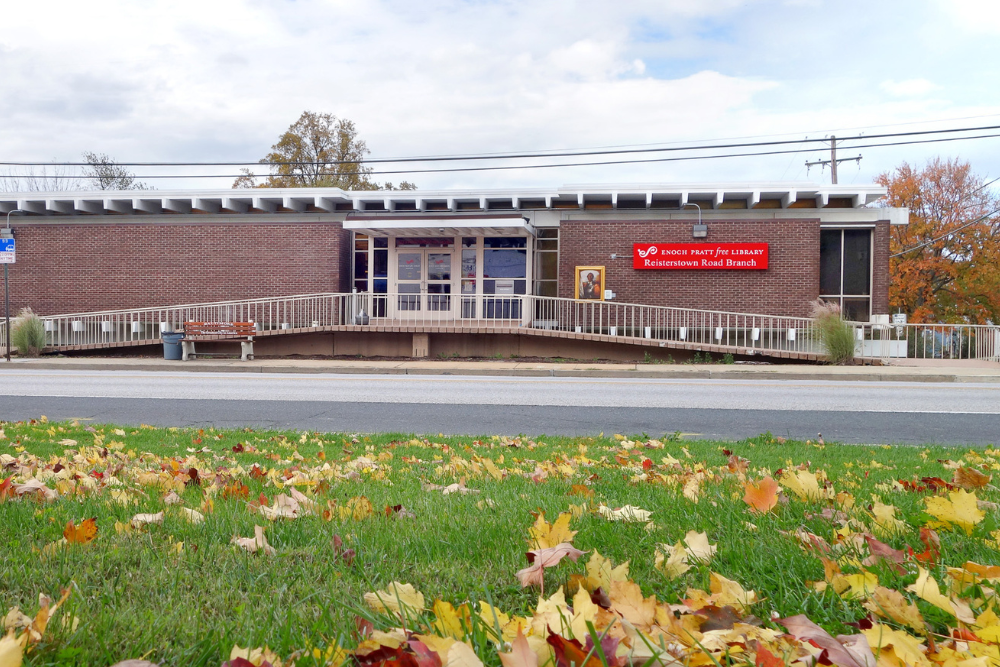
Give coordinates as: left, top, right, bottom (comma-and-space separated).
2, 355, 999, 382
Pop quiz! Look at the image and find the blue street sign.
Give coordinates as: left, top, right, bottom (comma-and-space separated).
0, 238, 14, 264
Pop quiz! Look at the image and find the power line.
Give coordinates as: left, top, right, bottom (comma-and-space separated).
1, 124, 999, 168
8, 131, 1000, 180
889, 205, 1000, 258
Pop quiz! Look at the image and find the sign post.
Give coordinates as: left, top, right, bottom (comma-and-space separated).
1, 237, 13, 362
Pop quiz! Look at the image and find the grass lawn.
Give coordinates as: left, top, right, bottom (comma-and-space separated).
2, 418, 999, 667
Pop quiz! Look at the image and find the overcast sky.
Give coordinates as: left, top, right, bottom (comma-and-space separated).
2, 0, 999, 191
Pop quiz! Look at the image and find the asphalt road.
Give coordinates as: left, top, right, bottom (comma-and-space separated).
0, 369, 997, 444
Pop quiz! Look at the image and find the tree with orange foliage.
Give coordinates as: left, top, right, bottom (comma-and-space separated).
876, 158, 1000, 323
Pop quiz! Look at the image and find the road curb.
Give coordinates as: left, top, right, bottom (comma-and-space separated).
3, 359, 1000, 383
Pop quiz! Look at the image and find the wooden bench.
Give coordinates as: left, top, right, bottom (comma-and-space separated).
181, 321, 255, 361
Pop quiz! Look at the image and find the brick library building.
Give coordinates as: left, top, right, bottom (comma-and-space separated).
0, 183, 906, 359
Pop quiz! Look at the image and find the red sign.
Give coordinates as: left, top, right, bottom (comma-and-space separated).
633, 243, 769, 270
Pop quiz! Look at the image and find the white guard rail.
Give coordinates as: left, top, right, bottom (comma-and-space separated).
0, 292, 996, 363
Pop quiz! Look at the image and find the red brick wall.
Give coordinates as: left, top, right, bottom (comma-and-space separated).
872, 221, 890, 315
6, 220, 348, 315
559, 218, 821, 317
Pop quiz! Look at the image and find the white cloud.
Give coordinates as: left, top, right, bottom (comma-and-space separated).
880, 79, 939, 98
941, 0, 1000, 34
0, 0, 997, 191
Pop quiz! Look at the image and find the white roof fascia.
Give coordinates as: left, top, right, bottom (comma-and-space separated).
0, 182, 890, 217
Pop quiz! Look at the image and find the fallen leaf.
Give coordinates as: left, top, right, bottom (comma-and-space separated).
131, 512, 164, 529
863, 586, 926, 634
779, 469, 823, 501
364, 582, 426, 617
528, 512, 576, 549
0, 631, 22, 667
743, 477, 779, 513
498, 629, 537, 667
516, 544, 585, 588
597, 504, 651, 523
63, 518, 98, 544
925, 489, 985, 534
953, 466, 990, 490
232, 525, 275, 556
780, 614, 874, 667
179, 508, 204, 524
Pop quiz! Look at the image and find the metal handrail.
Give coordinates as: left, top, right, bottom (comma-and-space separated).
0, 292, 997, 362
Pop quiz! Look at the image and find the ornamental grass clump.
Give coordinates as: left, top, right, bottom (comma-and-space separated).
810, 299, 856, 365
10, 307, 45, 356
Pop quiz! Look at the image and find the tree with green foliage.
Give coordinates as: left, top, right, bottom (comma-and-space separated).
234, 111, 415, 191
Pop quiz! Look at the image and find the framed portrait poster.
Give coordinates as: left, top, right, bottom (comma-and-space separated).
574, 266, 605, 300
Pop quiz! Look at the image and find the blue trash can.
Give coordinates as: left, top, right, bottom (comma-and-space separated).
162, 332, 185, 360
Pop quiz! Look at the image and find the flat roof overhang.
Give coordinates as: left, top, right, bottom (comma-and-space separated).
344, 214, 534, 237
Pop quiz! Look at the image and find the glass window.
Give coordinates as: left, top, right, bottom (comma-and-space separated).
396, 237, 454, 248
535, 281, 558, 297
535, 252, 558, 281
843, 230, 871, 295
427, 253, 451, 281
374, 237, 388, 249
397, 253, 422, 281
483, 249, 527, 278
462, 237, 477, 247
354, 252, 368, 279
484, 237, 526, 248
819, 230, 842, 296
373, 249, 388, 278
462, 249, 476, 278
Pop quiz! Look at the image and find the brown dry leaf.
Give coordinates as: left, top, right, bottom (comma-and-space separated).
709, 572, 757, 612
232, 525, 275, 556
743, 477, 779, 513
163, 491, 183, 505
13, 480, 57, 502
953, 466, 990, 490
63, 518, 98, 544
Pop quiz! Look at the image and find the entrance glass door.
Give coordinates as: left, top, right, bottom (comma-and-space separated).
395, 249, 453, 314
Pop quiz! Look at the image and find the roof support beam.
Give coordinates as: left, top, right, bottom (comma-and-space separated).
74, 200, 103, 215
162, 199, 191, 214
222, 198, 249, 214
104, 199, 133, 215
133, 199, 161, 214
252, 197, 277, 214
46, 200, 75, 216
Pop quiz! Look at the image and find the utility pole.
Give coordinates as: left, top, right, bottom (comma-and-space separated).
805, 135, 862, 184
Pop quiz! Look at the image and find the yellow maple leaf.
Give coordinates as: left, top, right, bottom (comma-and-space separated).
528, 512, 576, 549
653, 542, 690, 579
364, 582, 426, 617
830, 571, 878, 600
338, 496, 374, 521
925, 489, 985, 535
432, 600, 469, 639
608, 580, 656, 630
863, 586, 926, 634
870, 501, 908, 538
779, 469, 823, 501
710, 572, 757, 612
585, 550, 629, 591
0, 631, 22, 667
860, 624, 928, 667
906, 567, 975, 623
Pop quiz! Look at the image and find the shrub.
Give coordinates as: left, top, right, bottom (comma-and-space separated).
810, 300, 855, 365
11, 307, 45, 357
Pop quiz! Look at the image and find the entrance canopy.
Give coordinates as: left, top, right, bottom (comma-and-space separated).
344, 215, 534, 237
